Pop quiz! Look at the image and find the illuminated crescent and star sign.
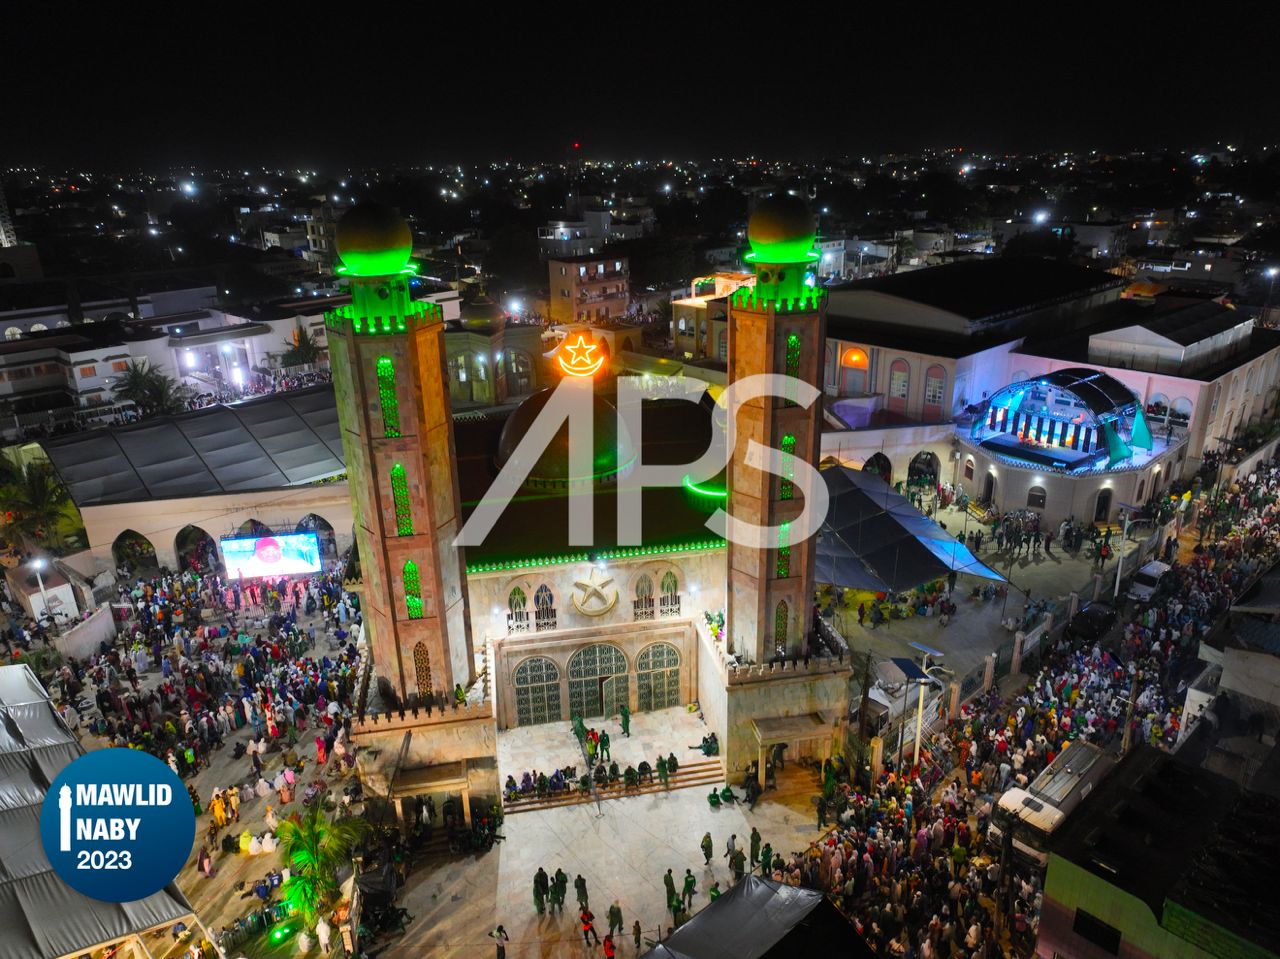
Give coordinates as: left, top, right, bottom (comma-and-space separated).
559, 333, 604, 377
571, 566, 617, 616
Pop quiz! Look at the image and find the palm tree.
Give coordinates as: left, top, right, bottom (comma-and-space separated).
110, 359, 156, 408
110, 359, 191, 417
281, 327, 321, 367
277, 806, 369, 927
3, 463, 71, 549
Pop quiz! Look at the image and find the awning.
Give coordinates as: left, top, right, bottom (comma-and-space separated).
815, 467, 1006, 593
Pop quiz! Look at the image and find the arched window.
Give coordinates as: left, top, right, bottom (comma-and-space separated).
29, 323, 47, 333
779, 433, 797, 500
1136, 479, 1146, 503
637, 642, 681, 711
1170, 397, 1193, 423
513, 656, 561, 726
534, 583, 556, 631
887, 358, 910, 414
375, 356, 400, 438
659, 571, 680, 617
1027, 486, 1047, 509
508, 587, 530, 633
964, 457, 975, 480
567, 644, 628, 718
923, 364, 946, 417
390, 464, 412, 535
841, 347, 868, 369
402, 560, 422, 619
776, 522, 791, 578
474, 353, 487, 382
413, 642, 432, 697
774, 600, 789, 645
634, 574, 654, 620
4, 327, 21, 341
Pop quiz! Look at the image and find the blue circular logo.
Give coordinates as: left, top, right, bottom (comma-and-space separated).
40, 749, 195, 902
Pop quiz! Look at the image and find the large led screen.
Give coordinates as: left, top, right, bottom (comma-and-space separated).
220, 533, 321, 578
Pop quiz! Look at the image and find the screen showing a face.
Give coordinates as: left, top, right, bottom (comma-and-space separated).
221, 533, 321, 578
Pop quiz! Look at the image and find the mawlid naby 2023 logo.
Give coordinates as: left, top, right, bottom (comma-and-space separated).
41, 749, 194, 902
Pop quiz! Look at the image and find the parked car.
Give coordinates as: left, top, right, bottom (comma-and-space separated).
1126, 560, 1172, 603
1064, 602, 1117, 643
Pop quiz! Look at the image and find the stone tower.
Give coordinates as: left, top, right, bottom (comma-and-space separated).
726, 193, 826, 663
325, 203, 473, 707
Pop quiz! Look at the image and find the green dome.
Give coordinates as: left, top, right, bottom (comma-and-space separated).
747, 193, 817, 263
335, 203, 413, 276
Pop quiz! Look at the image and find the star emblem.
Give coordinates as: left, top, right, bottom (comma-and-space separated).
563, 334, 598, 366
571, 567, 618, 616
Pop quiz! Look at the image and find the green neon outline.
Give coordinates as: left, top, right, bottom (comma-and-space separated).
682, 474, 729, 498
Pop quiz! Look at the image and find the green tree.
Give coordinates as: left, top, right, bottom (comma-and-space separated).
280, 327, 320, 367
3, 462, 71, 549
277, 806, 370, 928
110, 360, 192, 417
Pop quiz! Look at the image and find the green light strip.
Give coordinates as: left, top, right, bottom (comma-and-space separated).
682, 474, 729, 498
465, 538, 724, 574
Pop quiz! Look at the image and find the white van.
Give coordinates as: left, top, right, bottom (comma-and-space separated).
1125, 559, 1171, 603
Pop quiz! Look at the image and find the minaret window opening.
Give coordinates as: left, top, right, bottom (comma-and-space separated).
508, 587, 530, 634
659, 570, 681, 618
784, 333, 802, 406
413, 642, 432, 697
376, 356, 400, 438
390, 464, 413, 535
534, 583, 557, 632
774, 599, 788, 644
779, 433, 797, 500
776, 522, 791, 578
403, 560, 423, 619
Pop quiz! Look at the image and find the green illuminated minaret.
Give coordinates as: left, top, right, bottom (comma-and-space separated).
326, 203, 474, 705
726, 193, 826, 662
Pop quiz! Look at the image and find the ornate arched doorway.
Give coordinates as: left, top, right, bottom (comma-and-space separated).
513, 656, 561, 726
175, 524, 218, 574
636, 642, 680, 711
863, 452, 892, 484
567, 644, 627, 719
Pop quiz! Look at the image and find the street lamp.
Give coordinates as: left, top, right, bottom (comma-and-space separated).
30, 558, 53, 626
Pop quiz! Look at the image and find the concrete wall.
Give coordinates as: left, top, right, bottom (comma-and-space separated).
80, 483, 355, 570
57, 606, 117, 660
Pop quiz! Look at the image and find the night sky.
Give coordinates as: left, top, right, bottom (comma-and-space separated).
8, 8, 1280, 168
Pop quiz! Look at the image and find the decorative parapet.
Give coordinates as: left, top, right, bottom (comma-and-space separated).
693, 615, 850, 686
350, 698, 494, 737
730, 285, 825, 313
324, 299, 443, 337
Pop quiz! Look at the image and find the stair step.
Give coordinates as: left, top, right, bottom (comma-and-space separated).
504, 761, 726, 815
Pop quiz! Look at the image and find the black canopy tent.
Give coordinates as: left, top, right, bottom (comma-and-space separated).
815, 467, 1005, 594
639, 875, 874, 959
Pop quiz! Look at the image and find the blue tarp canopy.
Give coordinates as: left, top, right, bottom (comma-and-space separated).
815, 467, 1007, 593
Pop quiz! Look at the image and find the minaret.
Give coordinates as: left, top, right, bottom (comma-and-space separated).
325, 203, 473, 706
726, 194, 826, 663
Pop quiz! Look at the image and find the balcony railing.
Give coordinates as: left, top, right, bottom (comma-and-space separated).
535, 608, 558, 632
659, 594, 682, 618
633, 598, 655, 621
508, 610, 531, 634
578, 289, 627, 304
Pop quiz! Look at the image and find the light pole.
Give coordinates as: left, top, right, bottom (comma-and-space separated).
1112, 505, 1136, 601
30, 558, 53, 628
1263, 266, 1279, 328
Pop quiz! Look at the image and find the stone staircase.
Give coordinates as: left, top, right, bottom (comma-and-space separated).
503, 758, 726, 815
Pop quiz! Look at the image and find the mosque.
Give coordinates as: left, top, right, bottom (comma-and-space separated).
324, 195, 851, 819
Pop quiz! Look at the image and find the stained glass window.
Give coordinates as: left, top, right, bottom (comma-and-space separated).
779, 433, 796, 500
403, 560, 423, 619
413, 642, 432, 696
390, 464, 412, 536
776, 522, 791, 578
376, 356, 400, 438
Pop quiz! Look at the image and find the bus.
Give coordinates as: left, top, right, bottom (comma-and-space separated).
987, 740, 1116, 867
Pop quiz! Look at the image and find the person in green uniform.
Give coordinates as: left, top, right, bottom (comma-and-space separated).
730, 848, 746, 882
663, 868, 676, 904
749, 827, 761, 866
681, 869, 697, 908
759, 842, 773, 875
599, 730, 611, 761
607, 901, 624, 937
700, 831, 714, 864
619, 704, 630, 737
574, 873, 589, 910
656, 755, 669, 787
708, 881, 721, 901
553, 869, 568, 913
